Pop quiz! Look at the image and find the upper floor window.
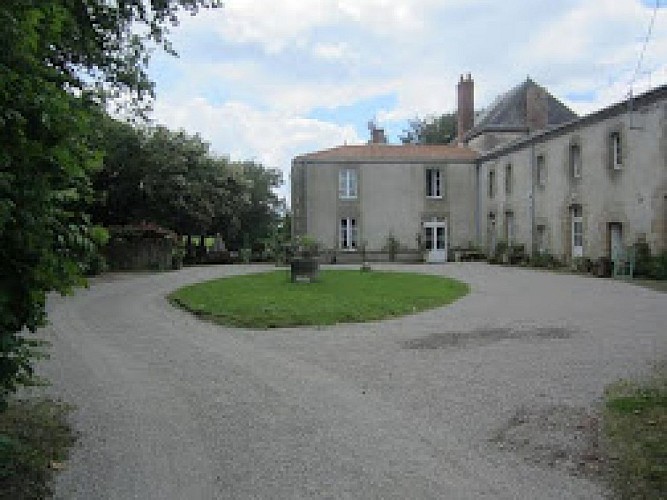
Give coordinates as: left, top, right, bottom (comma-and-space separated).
488, 170, 496, 198
569, 143, 582, 179
339, 169, 357, 199
610, 131, 622, 169
340, 217, 358, 249
426, 168, 442, 198
505, 164, 512, 195
536, 154, 546, 186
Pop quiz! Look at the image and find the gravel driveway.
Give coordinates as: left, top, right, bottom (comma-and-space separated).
37, 263, 666, 499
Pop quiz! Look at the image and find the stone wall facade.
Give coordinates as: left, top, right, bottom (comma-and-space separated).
478, 87, 667, 261
292, 84, 666, 263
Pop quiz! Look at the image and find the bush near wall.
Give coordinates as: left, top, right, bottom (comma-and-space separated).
105, 224, 178, 271
634, 243, 667, 280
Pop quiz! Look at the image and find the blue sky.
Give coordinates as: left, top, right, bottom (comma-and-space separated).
146, 0, 666, 201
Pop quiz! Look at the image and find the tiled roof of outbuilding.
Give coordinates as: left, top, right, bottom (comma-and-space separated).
294, 144, 478, 163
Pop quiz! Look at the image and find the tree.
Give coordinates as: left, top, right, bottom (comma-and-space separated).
215, 161, 283, 251
0, 0, 219, 408
400, 113, 458, 145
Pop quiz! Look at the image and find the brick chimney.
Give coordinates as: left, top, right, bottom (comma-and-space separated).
457, 73, 474, 143
368, 123, 387, 144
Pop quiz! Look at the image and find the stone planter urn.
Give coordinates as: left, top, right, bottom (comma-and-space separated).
290, 256, 319, 282
290, 236, 320, 282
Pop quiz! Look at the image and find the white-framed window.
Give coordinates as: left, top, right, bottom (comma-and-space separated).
340, 217, 358, 249
536, 154, 546, 186
505, 211, 514, 245
610, 131, 622, 169
570, 143, 582, 179
571, 205, 583, 257
426, 168, 442, 198
488, 170, 495, 198
339, 169, 357, 199
505, 164, 512, 195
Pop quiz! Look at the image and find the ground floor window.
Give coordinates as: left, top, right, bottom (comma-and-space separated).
536, 224, 547, 254
504, 211, 514, 245
340, 217, 358, 249
571, 205, 583, 257
487, 212, 496, 251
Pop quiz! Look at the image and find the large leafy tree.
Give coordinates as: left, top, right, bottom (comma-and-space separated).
91, 114, 285, 252
0, 0, 219, 407
216, 161, 283, 251
400, 113, 458, 145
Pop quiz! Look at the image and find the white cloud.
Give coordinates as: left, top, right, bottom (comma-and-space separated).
312, 42, 357, 62
149, 0, 667, 205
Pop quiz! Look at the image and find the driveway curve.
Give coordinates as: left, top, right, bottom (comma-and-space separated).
37, 263, 666, 499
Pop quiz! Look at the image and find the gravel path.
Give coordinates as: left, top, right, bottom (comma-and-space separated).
36, 263, 666, 499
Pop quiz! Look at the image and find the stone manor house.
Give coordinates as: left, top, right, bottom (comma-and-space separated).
291, 75, 667, 264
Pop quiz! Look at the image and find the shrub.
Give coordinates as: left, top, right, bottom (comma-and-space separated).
649, 251, 667, 280
384, 233, 400, 261
634, 242, 653, 277
530, 252, 562, 269
293, 235, 320, 259
239, 248, 252, 264
633, 243, 667, 280
508, 244, 527, 265
572, 256, 592, 273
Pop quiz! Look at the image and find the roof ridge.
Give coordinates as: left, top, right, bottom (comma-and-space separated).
294, 142, 478, 162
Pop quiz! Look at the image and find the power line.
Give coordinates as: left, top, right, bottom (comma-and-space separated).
629, 0, 660, 93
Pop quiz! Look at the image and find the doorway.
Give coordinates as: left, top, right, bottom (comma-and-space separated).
424, 220, 448, 263
571, 205, 583, 258
609, 222, 623, 262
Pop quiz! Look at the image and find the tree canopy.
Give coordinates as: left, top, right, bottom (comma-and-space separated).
90, 117, 283, 249
0, 0, 219, 407
400, 113, 458, 145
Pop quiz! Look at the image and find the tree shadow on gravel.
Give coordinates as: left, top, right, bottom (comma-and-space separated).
401, 326, 575, 350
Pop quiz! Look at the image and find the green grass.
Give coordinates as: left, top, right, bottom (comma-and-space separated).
625, 279, 667, 293
603, 367, 666, 499
0, 398, 76, 499
169, 270, 469, 328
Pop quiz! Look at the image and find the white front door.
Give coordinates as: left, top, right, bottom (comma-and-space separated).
424, 220, 447, 263
610, 223, 623, 262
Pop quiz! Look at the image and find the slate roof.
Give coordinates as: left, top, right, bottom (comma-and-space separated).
294, 144, 478, 163
467, 78, 577, 139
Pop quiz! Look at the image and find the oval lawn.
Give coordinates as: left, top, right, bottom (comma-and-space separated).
169, 269, 469, 329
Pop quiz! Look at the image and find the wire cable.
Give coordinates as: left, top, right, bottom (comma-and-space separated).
629, 0, 660, 93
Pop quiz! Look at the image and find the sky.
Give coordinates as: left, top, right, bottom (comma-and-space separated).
147, 0, 667, 202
